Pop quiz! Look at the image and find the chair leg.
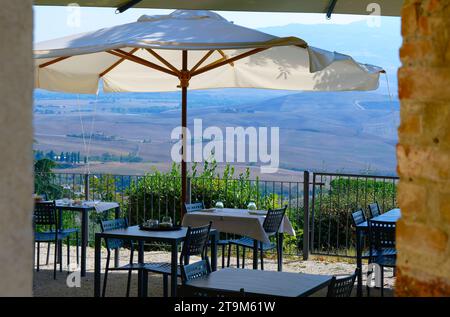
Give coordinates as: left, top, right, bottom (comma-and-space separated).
163, 274, 169, 298
227, 244, 231, 267
37, 242, 40, 272
142, 270, 148, 297
126, 245, 134, 297
59, 241, 63, 272
221, 245, 225, 269
260, 242, 264, 271
242, 247, 246, 268
67, 236, 70, 270
53, 241, 57, 280
46, 242, 50, 265
102, 251, 111, 297
76, 231, 79, 265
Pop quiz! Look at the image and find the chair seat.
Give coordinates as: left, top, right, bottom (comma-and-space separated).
143, 262, 181, 276
109, 263, 147, 271
361, 248, 397, 258
42, 228, 79, 235
208, 239, 230, 246
229, 237, 275, 251
372, 255, 396, 268
35, 231, 71, 242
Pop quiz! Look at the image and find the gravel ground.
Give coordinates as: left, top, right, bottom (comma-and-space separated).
33, 244, 395, 297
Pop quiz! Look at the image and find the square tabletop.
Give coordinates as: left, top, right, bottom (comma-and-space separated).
185, 268, 332, 297
357, 208, 401, 229
97, 225, 216, 243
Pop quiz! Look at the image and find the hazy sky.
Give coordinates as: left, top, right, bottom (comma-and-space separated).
34, 6, 375, 42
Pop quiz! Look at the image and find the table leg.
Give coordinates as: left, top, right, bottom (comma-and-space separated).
81, 210, 88, 277
57, 208, 63, 265
171, 240, 178, 297
94, 233, 101, 297
253, 239, 258, 270
137, 240, 144, 297
356, 228, 363, 297
278, 233, 283, 272
114, 207, 120, 268
210, 231, 218, 271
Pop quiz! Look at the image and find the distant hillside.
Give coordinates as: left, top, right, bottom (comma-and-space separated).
259, 19, 401, 95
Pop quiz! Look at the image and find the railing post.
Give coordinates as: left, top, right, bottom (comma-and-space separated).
187, 177, 192, 204
84, 173, 90, 201
303, 171, 310, 260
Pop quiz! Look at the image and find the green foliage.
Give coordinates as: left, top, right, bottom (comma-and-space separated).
34, 158, 63, 199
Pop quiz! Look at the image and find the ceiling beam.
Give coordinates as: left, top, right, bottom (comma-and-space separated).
33, 0, 403, 17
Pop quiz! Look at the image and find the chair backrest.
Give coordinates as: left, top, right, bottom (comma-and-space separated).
181, 259, 211, 284
184, 202, 205, 213
351, 209, 366, 226
262, 206, 287, 234
180, 222, 212, 265
327, 269, 358, 297
34, 201, 57, 227
178, 285, 245, 297
367, 220, 396, 255
100, 218, 128, 250
368, 202, 381, 219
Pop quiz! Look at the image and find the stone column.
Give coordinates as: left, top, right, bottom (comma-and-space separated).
0, 0, 34, 296
396, 0, 450, 296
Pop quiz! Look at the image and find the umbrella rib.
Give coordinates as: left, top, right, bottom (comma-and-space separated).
190, 50, 215, 73
108, 49, 178, 77
145, 49, 181, 76
39, 56, 71, 68
217, 50, 234, 67
99, 48, 139, 78
191, 47, 269, 77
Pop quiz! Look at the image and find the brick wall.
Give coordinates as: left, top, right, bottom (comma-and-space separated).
396, 0, 450, 296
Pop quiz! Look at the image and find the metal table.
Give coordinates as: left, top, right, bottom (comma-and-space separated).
94, 226, 218, 297
185, 268, 332, 297
355, 208, 401, 296
55, 201, 120, 276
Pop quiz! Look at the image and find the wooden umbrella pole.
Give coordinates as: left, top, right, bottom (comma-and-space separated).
181, 50, 188, 218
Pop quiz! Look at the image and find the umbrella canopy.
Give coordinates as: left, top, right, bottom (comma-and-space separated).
34, 10, 384, 213
35, 10, 382, 94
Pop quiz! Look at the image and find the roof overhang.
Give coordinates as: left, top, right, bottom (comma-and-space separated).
33, 0, 403, 17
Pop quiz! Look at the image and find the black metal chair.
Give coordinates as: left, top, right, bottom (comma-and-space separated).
367, 220, 396, 297
34, 201, 77, 279
228, 206, 287, 271
368, 202, 381, 219
185, 202, 230, 268
181, 258, 211, 285
100, 218, 142, 297
351, 209, 366, 227
143, 222, 212, 297
327, 269, 358, 297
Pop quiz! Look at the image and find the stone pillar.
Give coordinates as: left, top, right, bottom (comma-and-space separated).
396, 0, 450, 296
0, 1, 34, 296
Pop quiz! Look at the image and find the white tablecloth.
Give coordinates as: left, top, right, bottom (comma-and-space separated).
182, 208, 295, 244
56, 200, 119, 213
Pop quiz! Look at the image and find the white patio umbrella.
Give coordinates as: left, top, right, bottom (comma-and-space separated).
34, 10, 384, 213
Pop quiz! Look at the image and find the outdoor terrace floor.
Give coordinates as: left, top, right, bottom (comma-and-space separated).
33, 245, 394, 297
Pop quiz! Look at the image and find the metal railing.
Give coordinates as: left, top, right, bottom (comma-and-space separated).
41, 170, 399, 257
309, 172, 399, 257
